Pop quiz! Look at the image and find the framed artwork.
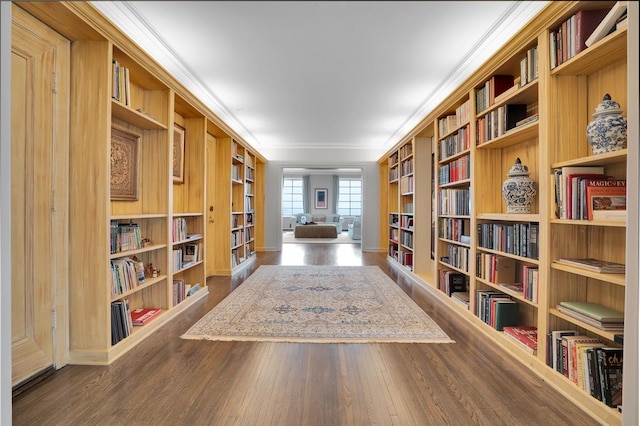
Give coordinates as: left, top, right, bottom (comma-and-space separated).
110, 127, 140, 200
173, 124, 185, 183
315, 188, 328, 209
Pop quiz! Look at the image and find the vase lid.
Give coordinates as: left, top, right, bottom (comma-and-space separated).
593, 93, 622, 116
506, 157, 530, 177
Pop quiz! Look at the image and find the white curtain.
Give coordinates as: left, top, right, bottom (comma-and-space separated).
303, 175, 310, 212
332, 175, 339, 214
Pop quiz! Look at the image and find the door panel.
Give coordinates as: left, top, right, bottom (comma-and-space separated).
11, 6, 69, 386
206, 133, 217, 278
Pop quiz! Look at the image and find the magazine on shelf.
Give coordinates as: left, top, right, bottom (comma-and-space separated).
554, 258, 625, 273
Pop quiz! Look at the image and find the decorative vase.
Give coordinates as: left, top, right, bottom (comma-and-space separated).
586, 94, 627, 155
502, 158, 537, 214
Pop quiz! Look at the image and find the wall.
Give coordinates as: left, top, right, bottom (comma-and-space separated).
1, 3, 11, 423
264, 161, 380, 253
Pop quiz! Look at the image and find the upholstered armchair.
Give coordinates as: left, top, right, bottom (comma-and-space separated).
348, 217, 361, 240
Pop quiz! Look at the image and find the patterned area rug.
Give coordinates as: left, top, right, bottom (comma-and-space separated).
181, 265, 453, 343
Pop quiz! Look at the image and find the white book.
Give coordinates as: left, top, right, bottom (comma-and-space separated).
585, 1, 627, 48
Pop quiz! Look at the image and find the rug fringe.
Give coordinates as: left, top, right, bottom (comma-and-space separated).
181, 334, 455, 344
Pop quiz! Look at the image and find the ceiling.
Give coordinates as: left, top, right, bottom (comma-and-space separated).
92, 1, 548, 162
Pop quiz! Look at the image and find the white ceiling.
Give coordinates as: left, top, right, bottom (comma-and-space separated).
92, 1, 548, 162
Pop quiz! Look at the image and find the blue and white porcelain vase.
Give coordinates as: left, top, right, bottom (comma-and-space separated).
586, 94, 627, 155
502, 158, 537, 214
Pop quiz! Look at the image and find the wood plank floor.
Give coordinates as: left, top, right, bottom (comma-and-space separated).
12, 244, 601, 425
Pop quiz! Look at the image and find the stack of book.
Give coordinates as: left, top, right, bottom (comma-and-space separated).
503, 326, 537, 354
557, 301, 624, 331
555, 257, 625, 273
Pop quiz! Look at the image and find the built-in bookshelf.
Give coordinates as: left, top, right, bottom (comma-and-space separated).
15, 1, 267, 365
379, 1, 629, 423
213, 138, 262, 275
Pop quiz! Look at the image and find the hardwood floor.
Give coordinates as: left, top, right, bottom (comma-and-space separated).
13, 244, 600, 425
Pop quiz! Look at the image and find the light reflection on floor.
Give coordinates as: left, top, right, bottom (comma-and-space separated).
280, 243, 363, 266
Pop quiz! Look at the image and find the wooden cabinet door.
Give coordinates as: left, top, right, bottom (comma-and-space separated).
11, 6, 69, 386
206, 133, 217, 278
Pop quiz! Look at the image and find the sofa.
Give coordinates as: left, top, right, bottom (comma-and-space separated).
291, 213, 343, 233
348, 217, 361, 240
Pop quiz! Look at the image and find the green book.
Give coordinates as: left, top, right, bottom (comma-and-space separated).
494, 299, 519, 331
559, 302, 624, 323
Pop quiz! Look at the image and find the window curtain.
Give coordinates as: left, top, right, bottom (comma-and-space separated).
302, 175, 310, 213
332, 175, 339, 214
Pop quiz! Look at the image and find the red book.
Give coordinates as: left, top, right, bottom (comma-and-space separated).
130, 308, 162, 326
488, 75, 514, 105
585, 179, 626, 220
503, 326, 537, 353
575, 9, 610, 54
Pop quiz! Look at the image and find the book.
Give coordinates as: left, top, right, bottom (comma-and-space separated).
492, 299, 519, 331
585, 179, 626, 221
130, 307, 162, 326
492, 256, 517, 284
574, 8, 610, 54
503, 326, 537, 354
566, 173, 606, 219
563, 336, 603, 384
503, 104, 528, 132
585, 1, 628, 48
596, 347, 624, 407
488, 75, 515, 105
555, 257, 625, 273
551, 330, 579, 372
558, 301, 624, 323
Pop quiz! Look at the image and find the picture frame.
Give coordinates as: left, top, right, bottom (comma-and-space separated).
110, 127, 140, 200
173, 124, 185, 183
315, 188, 328, 209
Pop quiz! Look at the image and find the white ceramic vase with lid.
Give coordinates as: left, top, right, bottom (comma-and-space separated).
502, 157, 537, 214
586, 93, 627, 155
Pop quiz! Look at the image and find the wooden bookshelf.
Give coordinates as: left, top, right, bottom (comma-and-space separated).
14, 1, 268, 365
378, 1, 628, 423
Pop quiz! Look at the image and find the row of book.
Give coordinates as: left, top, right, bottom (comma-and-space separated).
399, 230, 413, 249
499, 264, 539, 304
438, 125, 470, 161
110, 256, 145, 298
438, 188, 470, 216
110, 221, 143, 253
550, 2, 628, 69
438, 98, 471, 136
553, 166, 626, 221
439, 270, 467, 297
438, 217, 469, 243
475, 290, 519, 331
112, 303, 165, 345
546, 330, 622, 408
111, 60, 131, 106
172, 242, 202, 271
438, 154, 470, 184
475, 75, 515, 114
442, 244, 469, 273
476, 221, 539, 259
173, 280, 200, 306
476, 104, 528, 145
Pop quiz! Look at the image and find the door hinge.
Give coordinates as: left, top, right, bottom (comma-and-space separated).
52, 309, 57, 330
52, 72, 58, 94
51, 190, 56, 212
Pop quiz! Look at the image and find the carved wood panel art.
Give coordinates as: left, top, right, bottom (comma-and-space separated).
110, 127, 140, 200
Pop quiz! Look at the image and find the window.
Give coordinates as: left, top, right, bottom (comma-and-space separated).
338, 178, 362, 216
282, 177, 304, 215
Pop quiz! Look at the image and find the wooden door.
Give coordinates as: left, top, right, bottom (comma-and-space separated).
205, 133, 217, 278
11, 6, 69, 386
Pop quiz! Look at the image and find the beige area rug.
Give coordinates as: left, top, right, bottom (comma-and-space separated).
282, 230, 359, 244
181, 265, 453, 343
